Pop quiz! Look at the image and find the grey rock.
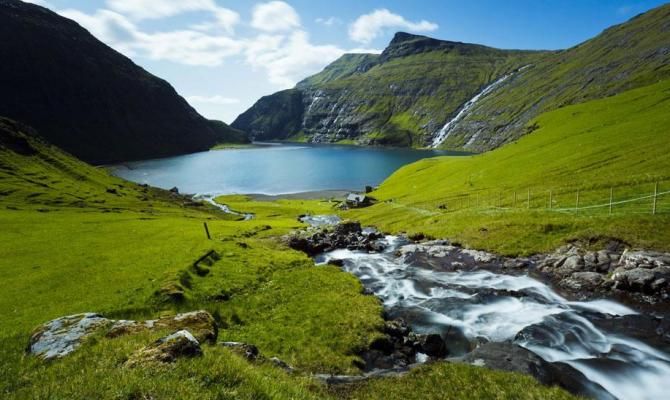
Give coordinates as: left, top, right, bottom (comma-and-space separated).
560, 272, 603, 291
28, 313, 110, 360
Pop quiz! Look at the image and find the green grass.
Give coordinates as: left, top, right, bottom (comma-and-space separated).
0, 120, 575, 398
346, 79, 670, 255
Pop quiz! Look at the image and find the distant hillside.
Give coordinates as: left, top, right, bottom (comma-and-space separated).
0, 0, 247, 164
233, 32, 542, 146
346, 78, 670, 254
233, 4, 670, 151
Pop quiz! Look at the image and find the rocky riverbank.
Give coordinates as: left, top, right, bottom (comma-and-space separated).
287, 219, 670, 398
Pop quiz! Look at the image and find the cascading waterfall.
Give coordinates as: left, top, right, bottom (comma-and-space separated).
431, 65, 532, 148
318, 236, 670, 400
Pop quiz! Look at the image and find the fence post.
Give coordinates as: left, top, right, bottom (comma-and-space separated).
609, 188, 613, 215
527, 189, 531, 209
512, 190, 516, 208
653, 182, 658, 215
576, 190, 580, 212
203, 222, 211, 240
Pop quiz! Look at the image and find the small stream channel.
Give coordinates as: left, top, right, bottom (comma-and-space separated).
315, 234, 670, 400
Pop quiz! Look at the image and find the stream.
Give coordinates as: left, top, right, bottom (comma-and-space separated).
317, 235, 670, 400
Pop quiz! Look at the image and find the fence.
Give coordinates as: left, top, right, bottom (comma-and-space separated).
412, 180, 670, 216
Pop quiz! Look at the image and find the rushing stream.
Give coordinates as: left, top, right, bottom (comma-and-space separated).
317, 235, 670, 400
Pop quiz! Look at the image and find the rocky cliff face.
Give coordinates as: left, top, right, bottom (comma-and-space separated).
0, 0, 247, 164
234, 4, 670, 151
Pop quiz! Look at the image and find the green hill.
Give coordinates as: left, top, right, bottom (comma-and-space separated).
346, 79, 670, 255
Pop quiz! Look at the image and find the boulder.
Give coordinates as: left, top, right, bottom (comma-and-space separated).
560, 272, 603, 291
334, 221, 362, 236
416, 333, 448, 358
28, 313, 110, 360
611, 267, 656, 292
125, 330, 202, 367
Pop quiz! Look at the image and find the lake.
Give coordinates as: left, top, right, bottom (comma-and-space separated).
109, 143, 465, 195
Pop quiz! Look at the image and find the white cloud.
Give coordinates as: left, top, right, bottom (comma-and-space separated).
244, 31, 347, 87
57, 3, 383, 91
315, 17, 342, 27
186, 95, 240, 105
59, 9, 243, 66
106, 0, 239, 33
349, 9, 438, 44
251, 1, 300, 32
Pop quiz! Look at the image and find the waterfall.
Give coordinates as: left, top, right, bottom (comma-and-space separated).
431, 65, 532, 148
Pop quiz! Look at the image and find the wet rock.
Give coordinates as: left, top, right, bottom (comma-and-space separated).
125, 330, 202, 367
592, 314, 670, 353
334, 221, 362, 236
556, 255, 584, 275
28, 313, 110, 360
416, 333, 447, 358
547, 362, 617, 400
462, 343, 554, 385
612, 267, 656, 292
560, 272, 603, 291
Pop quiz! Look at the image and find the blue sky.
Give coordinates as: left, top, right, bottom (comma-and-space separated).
24, 0, 668, 123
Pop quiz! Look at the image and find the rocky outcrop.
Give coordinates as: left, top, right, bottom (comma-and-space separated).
287, 221, 385, 256
28, 310, 217, 360
125, 330, 202, 367
538, 244, 670, 303
0, 0, 247, 164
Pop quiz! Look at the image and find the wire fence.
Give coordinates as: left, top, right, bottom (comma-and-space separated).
407, 180, 670, 216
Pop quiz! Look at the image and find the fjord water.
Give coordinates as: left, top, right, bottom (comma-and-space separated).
319, 237, 670, 400
110, 143, 459, 195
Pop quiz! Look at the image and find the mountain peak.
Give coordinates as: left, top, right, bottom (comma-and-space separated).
380, 32, 495, 62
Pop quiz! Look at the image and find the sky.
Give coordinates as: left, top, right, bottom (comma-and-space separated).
23, 0, 669, 123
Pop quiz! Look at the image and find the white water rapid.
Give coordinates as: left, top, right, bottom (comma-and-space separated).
431, 65, 531, 148
318, 236, 670, 400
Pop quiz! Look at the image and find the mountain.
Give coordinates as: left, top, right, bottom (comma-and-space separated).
0, 0, 247, 164
233, 33, 543, 146
233, 4, 670, 150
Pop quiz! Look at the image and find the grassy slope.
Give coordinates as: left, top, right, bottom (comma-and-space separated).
296, 53, 380, 88
448, 3, 670, 151
347, 79, 670, 255
0, 120, 573, 398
